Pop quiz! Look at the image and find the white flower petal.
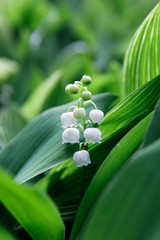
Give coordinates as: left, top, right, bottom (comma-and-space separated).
73, 150, 91, 167
89, 109, 104, 124
84, 128, 102, 143
61, 112, 77, 128
62, 128, 79, 144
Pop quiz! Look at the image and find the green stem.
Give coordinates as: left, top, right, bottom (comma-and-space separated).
84, 100, 97, 109
67, 106, 77, 111
74, 124, 83, 132
80, 79, 86, 131
78, 97, 82, 108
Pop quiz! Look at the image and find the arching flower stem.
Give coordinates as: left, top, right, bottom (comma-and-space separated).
84, 100, 97, 109
67, 106, 77, 112
72, 123, 83, 132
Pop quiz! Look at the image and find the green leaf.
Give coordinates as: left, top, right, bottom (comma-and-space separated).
0, 168, 64, 240
88, 75, 160, 165
0, 103, 26, 149
123, 2, 160, 96
21, 70, 63, 120
70, 113, 152, 240
0, 225, 18, 240
141, 98, 160, 148
78, 139, 160, 240
0, 93, 116, 183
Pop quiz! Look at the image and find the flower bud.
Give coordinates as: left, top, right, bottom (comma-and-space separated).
89, 109, 104, 124
61, 112, 77, 128
65, 84, 72, 94
73, 108, 86, 119
84, 128, 102, 143
82, 75, 92, 85
82, 91, 92, 101
70, 84, 79, 94
73, 150, 91, 167
65, 84, 79, 94
62, 128, 79, 144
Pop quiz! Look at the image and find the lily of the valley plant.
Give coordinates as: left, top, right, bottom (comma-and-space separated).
61, 75, 104, 167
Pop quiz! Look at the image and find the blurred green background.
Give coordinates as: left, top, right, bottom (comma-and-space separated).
0, 0, 158, 115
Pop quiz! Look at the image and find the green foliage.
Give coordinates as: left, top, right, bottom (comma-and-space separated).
0, 103, 26, 148
0, 225, 18, 240
141, 99, 160, 148
0, 168, 64, 240
70, 113, 152, 240
78, 139, 160, 240
87, 75, 160, 167
123, 2, 160, 95
0, 93, 116, 183
37, 76, 160, 227
0, 1, 160, 239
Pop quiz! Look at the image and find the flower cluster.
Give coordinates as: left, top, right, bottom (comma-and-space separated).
61, 75, 104, 167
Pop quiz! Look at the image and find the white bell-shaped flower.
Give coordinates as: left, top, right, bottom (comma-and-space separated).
73, 150, 91, 167
61, 112, 77, 128
62, 128, 79, 144
89, 109, 104, 124
84, 128, 102, 143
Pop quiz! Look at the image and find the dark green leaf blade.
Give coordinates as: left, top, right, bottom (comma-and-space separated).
70, 113, 152, 240
141, 98, 160, 148
0, 168, 64, 240
78, 139, 160, 240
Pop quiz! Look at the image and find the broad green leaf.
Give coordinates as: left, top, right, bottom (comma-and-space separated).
21, 70, 63, 120
69, 113, 152, 240
0, 93, 116, 183
0, 103, 26, 149
141, 98, 160, 148
0, 225, 18, 240
78, 139, 160, 240
0, 58, 19, 83
0, 168, 64, 240
37, 158, 86, 222
123, 2, 160, 95
87, 75, 160, 165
